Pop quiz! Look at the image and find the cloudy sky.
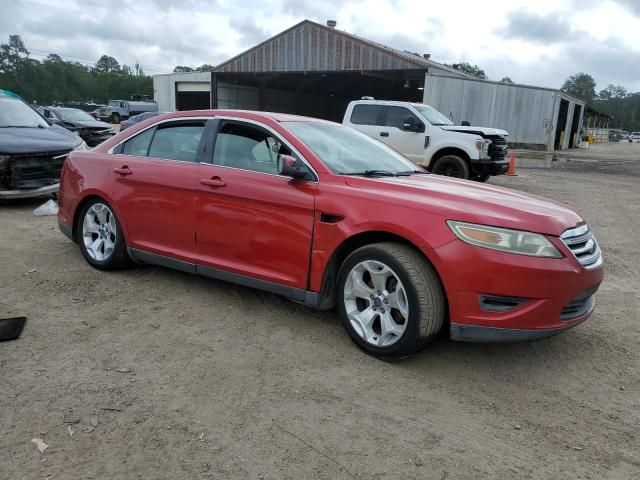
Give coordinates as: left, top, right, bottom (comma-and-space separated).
3, 0, 640, 91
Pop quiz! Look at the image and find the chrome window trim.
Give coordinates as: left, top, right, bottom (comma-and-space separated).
107, 114, 318, 182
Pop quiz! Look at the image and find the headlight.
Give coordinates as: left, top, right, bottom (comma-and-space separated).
73, 141, 90, 151
475, 139, 491, 157
447, 221, 563, 258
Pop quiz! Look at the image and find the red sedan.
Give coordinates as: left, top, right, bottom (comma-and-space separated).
57, 110, 604, 359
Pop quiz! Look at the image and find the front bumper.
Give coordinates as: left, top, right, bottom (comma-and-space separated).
430, 237, 604, 341
83, 132, 114, 147
0, 182, 59, 199
471, 159, 509, 175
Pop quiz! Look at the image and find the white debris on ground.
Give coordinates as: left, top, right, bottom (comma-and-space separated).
31, 438, 49, 453
33, 199, 58, 216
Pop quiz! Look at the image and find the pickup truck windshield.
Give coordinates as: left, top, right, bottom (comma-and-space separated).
413, 105, 454, 126
0, 97, 49, 128
283, 121, 418, 175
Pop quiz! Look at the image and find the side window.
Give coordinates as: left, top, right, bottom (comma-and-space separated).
120, 102, 127, 108
213, 123, 292, 174
120, 128, 155, 156
384, 106, 418, 130
147, 122, 205, 162
350, 104, 383, 125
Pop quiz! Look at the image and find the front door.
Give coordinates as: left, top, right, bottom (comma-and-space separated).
109, 119, 207, 262
194, 120, 316, 290
379, 106, 427, 164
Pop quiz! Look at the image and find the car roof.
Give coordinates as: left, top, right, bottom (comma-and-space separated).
157, 109, 332, 124
350, 99, 427, 107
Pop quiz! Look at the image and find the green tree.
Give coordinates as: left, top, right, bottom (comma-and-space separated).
501, 76, 514, 84
561, 73, 596, 104
173, 65, 193, 73
446, 62, 487, 79
196, 64, 215, 72
95, 55, 121, 74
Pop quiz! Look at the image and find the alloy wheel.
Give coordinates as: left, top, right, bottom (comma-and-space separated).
343, 260, 409, 347
82, 203, 117, 261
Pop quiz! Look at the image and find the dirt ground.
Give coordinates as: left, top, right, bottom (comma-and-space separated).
1, 143, 639, 480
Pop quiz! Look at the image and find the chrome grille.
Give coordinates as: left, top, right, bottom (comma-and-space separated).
560, 225, 602, 270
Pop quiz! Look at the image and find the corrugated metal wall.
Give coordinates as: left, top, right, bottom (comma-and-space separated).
153, 71, 211, 111
215, 22, 426, 73
424, 74, 560, 148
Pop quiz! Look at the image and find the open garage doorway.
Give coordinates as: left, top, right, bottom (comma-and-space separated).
176, 82, 210, 111
554, 99, 570, 149
212, 70, 427, 122
569, 104, 582, 148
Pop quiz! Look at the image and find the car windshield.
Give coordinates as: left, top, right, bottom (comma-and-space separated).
108, 101, 120, 107
283, 121, 419, 175
413, 105, 454, 126
0, 96, 49, 128
58, 109, 95, 122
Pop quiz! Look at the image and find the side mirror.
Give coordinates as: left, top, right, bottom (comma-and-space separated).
277, 154, 309, 180
461, 120, 471, 126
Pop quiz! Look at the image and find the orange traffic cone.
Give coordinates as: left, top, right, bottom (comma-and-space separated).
506, 152, 517, 176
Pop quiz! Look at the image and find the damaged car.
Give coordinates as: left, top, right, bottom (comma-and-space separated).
0, 89, 89, 200
40, 107, 115, 146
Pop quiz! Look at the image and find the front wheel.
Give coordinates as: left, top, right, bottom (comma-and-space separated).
432, 155, 470, 179
76, 198, 131, 270
337, 243, 445, 359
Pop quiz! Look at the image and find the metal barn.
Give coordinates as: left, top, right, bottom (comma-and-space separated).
424, 74, 585, 150
153, 19, 583, 150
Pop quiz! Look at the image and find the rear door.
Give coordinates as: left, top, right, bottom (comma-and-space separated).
193, 119, 316, 290
109, 119, 207, 262
347, 103, 386, 140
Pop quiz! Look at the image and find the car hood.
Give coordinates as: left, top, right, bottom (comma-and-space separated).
440, 125, 509, 137
344, 174, 582, 236
0, 125, 83, 154
66, 119, 113, 129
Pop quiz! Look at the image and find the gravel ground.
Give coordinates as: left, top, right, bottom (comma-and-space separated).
1, 143, 639, 480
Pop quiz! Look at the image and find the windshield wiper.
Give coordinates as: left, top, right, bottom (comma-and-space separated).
396, 170, 428, 175
340, 169, 410, 177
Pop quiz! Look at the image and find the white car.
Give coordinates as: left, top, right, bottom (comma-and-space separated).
343, 99, 509, 181
629, 132, 640, 142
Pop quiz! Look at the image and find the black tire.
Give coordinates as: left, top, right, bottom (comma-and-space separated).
336, 242, 446, 360
432, 155, 470, 179
76, 198, 131, 270
470, 173, 491, 182
111, 113, 121, 124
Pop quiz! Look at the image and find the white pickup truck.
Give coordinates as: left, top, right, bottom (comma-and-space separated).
343, 99, 509, 181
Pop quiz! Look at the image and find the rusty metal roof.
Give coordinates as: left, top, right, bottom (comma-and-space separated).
213, 20, 471, 76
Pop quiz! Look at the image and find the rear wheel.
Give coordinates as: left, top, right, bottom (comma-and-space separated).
432, 155, 470, 179
337, 243, 445, 359
76, 198, 131, 270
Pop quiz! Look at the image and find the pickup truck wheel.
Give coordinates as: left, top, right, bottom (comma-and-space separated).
337, 243, 445, 360
470, 173, 491, 182
76, 198, 131, 270
111, 113, 121, 124
432, 155, 470, 179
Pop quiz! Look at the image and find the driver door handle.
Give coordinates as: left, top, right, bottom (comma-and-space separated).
200, 176, 226, 188
379, 132, 389, 137
113, 166, 132, 176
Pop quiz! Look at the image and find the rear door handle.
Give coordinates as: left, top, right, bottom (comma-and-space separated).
200, 176, 226, 188
113, 166, 132, 175
380, 132, 389, 137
